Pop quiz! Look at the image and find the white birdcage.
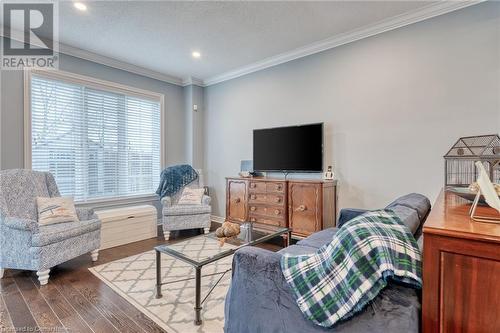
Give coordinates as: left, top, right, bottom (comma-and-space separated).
444, 134, 500, 187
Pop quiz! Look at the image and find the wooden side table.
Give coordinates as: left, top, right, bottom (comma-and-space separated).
422, 190, 500, 332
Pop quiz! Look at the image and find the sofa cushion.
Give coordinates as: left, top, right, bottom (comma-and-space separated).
32, 218, 100, 247
296, 228, 338, 248
386, 193, 431, 221
337, 208, 369, 228
417, 235, 423, 251
278, 244, 318, 256
389, 205, 421, 235
162, 204, 211, 216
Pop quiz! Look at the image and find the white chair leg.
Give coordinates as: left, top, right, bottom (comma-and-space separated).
164, 230, 171, 240
0, 268, 4, 279
204, 227, 210, 234
36, 269, 50, 286
90, 249, 99, 262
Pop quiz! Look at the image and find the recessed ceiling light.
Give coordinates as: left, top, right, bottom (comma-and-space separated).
192, 51, 201, 59
74, 2, 87, 11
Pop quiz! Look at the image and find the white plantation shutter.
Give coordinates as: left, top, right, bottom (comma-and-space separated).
30, 73, 162, 202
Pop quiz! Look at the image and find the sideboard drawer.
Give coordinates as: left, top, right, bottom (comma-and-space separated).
248, 214, 285, 227
249, 205, 285, 219
249, 193, 285, 206
248, 181, 266, 193
266, 181, 286, 193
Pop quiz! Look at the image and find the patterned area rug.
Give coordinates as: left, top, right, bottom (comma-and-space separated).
89, 237, 235, 333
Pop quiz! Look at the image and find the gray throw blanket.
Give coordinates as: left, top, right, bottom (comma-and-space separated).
156, 165, 198, 199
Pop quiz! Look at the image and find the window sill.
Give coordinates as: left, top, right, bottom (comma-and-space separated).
76, 194, 159, 209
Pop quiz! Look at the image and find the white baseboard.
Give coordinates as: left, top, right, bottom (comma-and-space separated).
210, 215, 225, 224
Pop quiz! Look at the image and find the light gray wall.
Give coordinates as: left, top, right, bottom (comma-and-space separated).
184, 85, 194, 164
192, 85, 205, 169
184, 84, 205, 169
204, 2, 500, 216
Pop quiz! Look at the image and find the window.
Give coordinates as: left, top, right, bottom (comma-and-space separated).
26, 70, 164, 202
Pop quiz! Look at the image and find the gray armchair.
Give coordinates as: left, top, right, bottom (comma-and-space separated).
0, 169, 101, 285
161, 173, 211, 240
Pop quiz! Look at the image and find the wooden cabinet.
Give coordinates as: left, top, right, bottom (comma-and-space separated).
422, 190, 500, 332
226, 179, 248, 222
226, 177, 337, 237
288, 182, 322, 237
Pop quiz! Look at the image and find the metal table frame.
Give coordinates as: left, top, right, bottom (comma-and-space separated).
155, 225, 291, 325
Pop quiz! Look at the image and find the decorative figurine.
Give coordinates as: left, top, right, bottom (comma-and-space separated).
324, 165, 334, 180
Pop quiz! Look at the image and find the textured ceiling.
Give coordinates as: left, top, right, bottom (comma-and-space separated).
6, 1, 440, 83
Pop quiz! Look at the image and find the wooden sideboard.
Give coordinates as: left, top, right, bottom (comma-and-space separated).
422, 190, 500, 332
225, 177, 337, 237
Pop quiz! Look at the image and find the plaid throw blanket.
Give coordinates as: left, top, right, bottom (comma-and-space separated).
280, 209, 422, 328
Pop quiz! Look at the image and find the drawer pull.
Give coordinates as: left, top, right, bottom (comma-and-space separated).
250, 183, 256, 188
274, 209, 281, 215
277, 184, 283, 191
250, 217, 256, 222
250, 206, 256, 211
234, 198, 241, 203
296, 205, 307, 212
127, 215, 135, 219
275, 197, 282, 203
250, 194, 256, 200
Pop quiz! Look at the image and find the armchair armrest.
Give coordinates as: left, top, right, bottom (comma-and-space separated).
230, 247, 285, 289
202, 195, 211, 206
233, 246, 282, 273
76, 207, 97, 221
3, 216, 39, 232
225, 247, 297, 332
337, 208, 369, 228
161, 196, 172, 207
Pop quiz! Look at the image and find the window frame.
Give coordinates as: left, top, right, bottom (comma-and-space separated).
24, 69, 166, 204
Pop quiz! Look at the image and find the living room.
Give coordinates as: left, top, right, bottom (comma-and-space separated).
1, 1, 499, 333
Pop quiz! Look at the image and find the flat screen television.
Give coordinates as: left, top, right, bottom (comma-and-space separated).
253, 123, 323, 172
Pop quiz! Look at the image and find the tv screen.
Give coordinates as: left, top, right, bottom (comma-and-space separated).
253, 123, 323, 172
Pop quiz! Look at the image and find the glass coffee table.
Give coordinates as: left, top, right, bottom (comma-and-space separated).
154, 222, 291, 325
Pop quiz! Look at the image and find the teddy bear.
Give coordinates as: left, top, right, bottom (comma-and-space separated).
215, 221, 241, 246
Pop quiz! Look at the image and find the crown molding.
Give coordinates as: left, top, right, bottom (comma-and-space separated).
1, 28, 186, 86
203, 0, 484, 86
59, 43, 185, 86
182, 76, 205, 87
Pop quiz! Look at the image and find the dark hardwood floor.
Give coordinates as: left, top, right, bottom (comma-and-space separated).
0, 225, 283, 333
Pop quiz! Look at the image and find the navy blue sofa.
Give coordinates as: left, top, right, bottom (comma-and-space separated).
224, 193, 431, 333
